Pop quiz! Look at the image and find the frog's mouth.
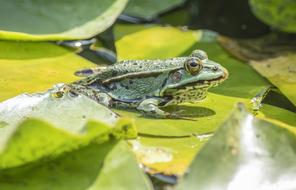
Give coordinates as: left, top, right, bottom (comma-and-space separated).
180, 74, 228, 89
161, 68, 228, 96
183, 67, 228, 88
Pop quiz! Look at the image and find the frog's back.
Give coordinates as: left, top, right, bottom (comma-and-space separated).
72, 57, 186, 102
96, 57, 185, 80
103, 71, 169, 101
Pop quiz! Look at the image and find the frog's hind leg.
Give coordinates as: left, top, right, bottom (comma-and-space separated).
57, 84, 113, 107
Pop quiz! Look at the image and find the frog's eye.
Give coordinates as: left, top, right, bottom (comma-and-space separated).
185, 57, 203, 75
190, 49, 208, 60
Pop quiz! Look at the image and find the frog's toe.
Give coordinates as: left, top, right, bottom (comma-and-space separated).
74, 67, 106, 77
75, 68, 95, 77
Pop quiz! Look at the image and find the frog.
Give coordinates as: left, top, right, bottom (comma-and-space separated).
62, 49, 228, 119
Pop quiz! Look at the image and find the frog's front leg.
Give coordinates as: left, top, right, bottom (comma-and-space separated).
137, 99, 196, 120
137, 98, 170, 118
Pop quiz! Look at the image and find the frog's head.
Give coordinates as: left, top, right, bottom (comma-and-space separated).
160, 50, 228, 101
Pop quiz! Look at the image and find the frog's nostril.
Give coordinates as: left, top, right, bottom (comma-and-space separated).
213, 66, 218, 71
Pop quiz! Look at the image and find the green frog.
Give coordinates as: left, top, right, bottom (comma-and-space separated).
62, 49, 228, 119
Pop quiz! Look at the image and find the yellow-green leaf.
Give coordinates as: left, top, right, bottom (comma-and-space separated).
0, 41, 93, 102
250, 54, 296, 106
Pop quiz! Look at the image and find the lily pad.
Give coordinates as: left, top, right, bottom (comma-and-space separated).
123, 0, 185, 20
0, 41, 93, 102
0, 141, 153, 190
250, 54, 296, 106
116, 26, 202, 60
176, 104, 296, 190
0, 88, 119, 134
0, 117, 136, 169
0, 0, 128, 41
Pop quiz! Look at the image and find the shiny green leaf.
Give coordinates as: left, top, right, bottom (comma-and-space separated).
176, 104, 296, 190
0, 0, 128, 41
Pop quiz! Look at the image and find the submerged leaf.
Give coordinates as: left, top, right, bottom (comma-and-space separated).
249, 0, 296, 33
123, 0, 185, 20
218, 35, 296, 61
0, 0, 128, 41
176, 104, 296, 190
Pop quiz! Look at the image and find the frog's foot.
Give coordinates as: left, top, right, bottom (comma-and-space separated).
51, 84, 72, 98
137, 99, 195, 120
137, 98, 169, 118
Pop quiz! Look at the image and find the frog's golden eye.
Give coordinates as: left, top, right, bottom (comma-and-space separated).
185, 57, 203, 75
190, 49, 208, 60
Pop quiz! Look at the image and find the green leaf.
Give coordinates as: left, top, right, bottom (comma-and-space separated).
89, 141, 153, 190
0, 0, 128, 41
176, 104, 296, 190
0, 140, 153, 190
124, 0, 185, 20
0, 41, 93, 102
0, 116, 136, 169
